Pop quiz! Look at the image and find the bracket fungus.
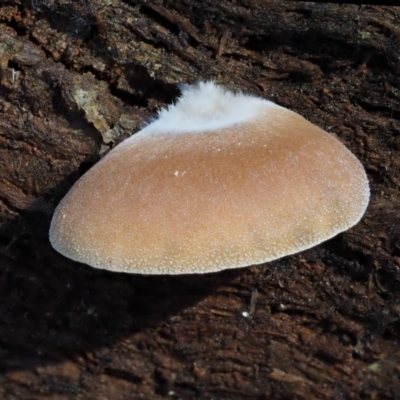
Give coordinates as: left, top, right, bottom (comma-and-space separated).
49, 82, 370, 274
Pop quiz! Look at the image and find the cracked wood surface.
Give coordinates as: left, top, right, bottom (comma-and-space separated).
0, 1, 399, 399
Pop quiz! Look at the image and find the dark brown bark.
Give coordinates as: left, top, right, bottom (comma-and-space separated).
0, 1, 399, 399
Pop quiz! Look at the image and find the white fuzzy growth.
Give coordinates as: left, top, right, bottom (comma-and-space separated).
137, 81, 277, 135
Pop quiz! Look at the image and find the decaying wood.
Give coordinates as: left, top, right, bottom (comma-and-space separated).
0, 1, 399, 399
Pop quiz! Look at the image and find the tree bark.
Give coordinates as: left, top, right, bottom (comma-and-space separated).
0, 1, 399, 399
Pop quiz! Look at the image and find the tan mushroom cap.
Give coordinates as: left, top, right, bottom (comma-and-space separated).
49, 82, 370, 274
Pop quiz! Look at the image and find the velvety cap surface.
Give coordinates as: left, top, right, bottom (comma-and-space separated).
49, 83, 370, 274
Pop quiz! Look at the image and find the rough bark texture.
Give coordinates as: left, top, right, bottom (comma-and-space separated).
0, 1, 400, 399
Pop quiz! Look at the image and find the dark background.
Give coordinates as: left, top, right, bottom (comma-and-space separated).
0, 1, 399, 399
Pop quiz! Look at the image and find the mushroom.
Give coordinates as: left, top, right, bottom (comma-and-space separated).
49, 82, 370, 274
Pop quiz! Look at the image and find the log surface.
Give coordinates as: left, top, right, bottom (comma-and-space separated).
0, 1, 399, 399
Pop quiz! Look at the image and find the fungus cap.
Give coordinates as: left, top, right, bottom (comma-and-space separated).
49, 82, 370, 274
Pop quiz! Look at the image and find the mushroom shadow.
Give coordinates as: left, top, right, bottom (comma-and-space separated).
0, 177, 242, 374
